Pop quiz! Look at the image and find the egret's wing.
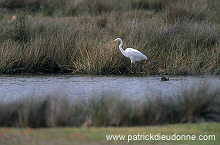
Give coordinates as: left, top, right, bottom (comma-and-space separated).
125, 48, 147, 60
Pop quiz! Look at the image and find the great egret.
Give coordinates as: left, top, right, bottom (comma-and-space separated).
111, 38, 147, 65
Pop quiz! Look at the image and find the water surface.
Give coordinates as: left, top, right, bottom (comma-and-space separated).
0, 75, 219, 102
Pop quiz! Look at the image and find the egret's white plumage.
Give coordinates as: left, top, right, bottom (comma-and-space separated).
111, 38, 147, 64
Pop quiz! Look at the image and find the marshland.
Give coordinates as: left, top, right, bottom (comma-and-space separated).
0, 0, 219, 74
0, 0, 220, 144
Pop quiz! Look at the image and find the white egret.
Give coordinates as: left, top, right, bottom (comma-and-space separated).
111, 38, 147, 65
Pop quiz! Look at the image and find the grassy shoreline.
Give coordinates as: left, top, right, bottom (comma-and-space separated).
0, 0, 219, 75
1, 123, 219, 145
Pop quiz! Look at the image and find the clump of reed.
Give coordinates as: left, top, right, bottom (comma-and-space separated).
0, 85, 219, 128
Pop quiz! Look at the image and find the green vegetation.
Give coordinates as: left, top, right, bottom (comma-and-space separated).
0, 0, 219, 74
0, 123, 219, 145
0, 85, 219, 128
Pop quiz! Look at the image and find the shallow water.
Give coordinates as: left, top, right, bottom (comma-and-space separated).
0, 75, 219, 102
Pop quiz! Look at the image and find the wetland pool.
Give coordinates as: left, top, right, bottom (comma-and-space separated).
0, 75, 219, 102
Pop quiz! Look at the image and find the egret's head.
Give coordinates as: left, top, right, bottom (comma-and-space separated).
111, 38, 122, 43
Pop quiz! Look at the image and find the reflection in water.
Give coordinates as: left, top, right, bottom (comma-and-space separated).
0, 75, 219, 102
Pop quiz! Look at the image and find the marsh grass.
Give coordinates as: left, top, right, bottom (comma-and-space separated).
0, 85, 219, 128
174, 85, 220, 122
0, 13, 219, 74
0, 0, 220, 74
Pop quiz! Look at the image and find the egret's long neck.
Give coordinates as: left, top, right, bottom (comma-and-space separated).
118, 40, 128, 57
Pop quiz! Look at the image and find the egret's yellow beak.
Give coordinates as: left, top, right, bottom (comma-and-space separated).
110, 40, 116, 43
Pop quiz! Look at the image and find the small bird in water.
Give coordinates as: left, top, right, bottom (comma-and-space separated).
161, 76, 169, 81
